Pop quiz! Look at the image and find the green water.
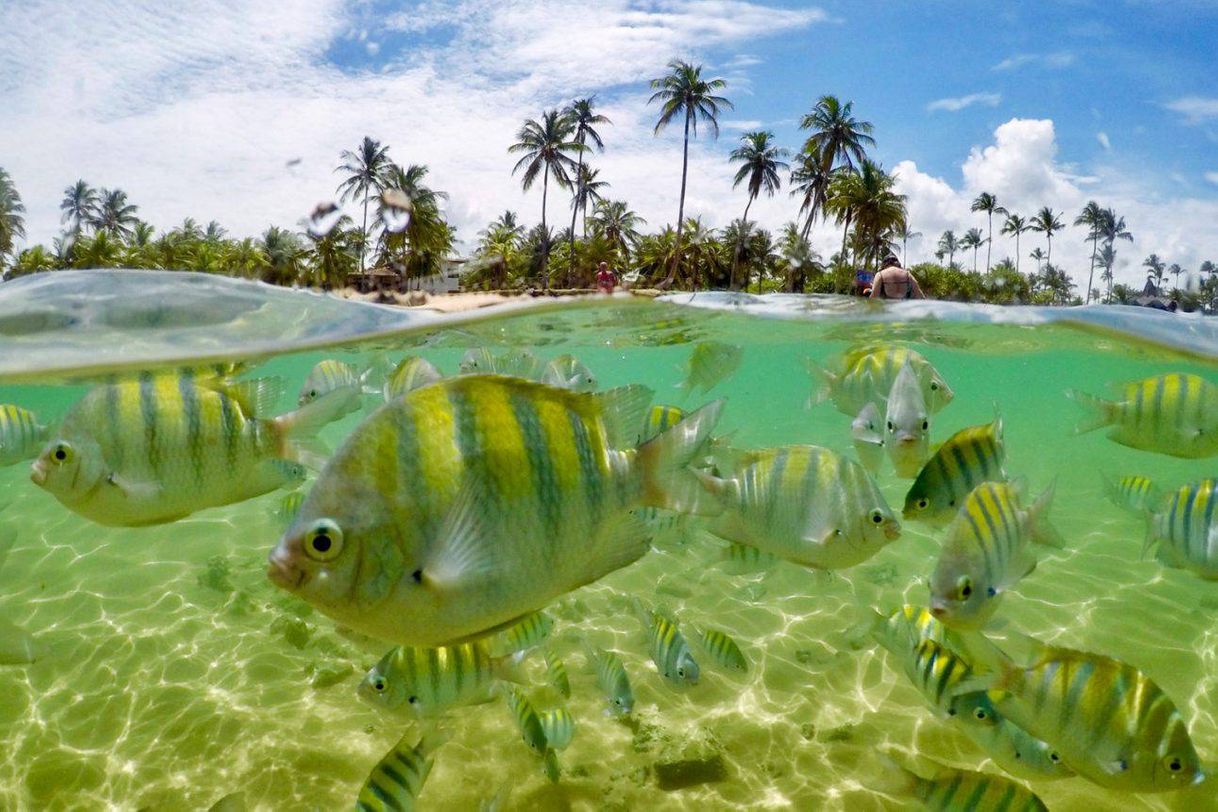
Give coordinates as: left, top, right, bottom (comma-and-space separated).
2, 299, 1218, 811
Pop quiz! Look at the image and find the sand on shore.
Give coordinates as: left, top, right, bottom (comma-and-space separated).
332, 287, 660, 313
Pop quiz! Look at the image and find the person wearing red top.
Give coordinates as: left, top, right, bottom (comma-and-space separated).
596, 261, 617, 294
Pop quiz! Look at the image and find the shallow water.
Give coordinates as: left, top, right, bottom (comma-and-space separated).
2, 295, 1218, 811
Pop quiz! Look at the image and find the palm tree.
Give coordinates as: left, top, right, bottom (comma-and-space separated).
564, 98, 611, 279
569, 166, 609, 236
1098, 243, 1117, 303
892, 223, 921, 266
777, 221, 823, 292
1143, 254, 1166, 292
335, 136, 392, 273
91, 188, 140, 240
1000, 213, 1029, 274
204, 221, 227, 243
1098, 208, 1134, 256
729, 130, 789, 222
1029, 247, 1046, 272
799, 95, 875, 173
261, 226, 305, 285
961, 228, 985, 272
1073, 201, 1106, 304
1168, 263, 1184, 293
789, 143, 834, 240
722, 218, 758, 290
937, 230, 959, 268
1030, 207, 1064, 266
648, 59, 732, 288
60, 180, 99, 235
0, 168, 26, 270
970, 193, 1007, 273
480, 211, 526, 246
509, 109, 582, 288
825, 160, 905, 276
589, 199, 645, 260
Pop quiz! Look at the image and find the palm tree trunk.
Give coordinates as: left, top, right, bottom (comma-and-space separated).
568, 140, 584, 288
985, 213, 993, 273
732, 197, 755, 291
360, 191, 369, 273
541, 171, 550, 290
1046, 236, 1052, 267
1015, 233, 1021, 273
1085, 235, 1097, 304
659, 110, 692, 290
836, 212, 852, 294
902, 235, 908, 266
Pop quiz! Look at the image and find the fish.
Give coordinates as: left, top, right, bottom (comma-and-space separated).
850, 401, 885, 474
960, 644, 1205, 792
1068, 373, 1218, 458
694, 626, 748, 673
809, 346, 953, 417
1103, 474, 1159, 514
544, 648, 571, 698
274, 490, 306, 530
31, 371, 345, 527
0, 404, 50, 468
639, 404, 688, 444
632, 599, 699, 686
873, 756, 1048, 811
928, 482, 1063, 629
384, 357, 442, 402
719, 541, 778, 572
494, 349, 543, 380
1145, 479, 1218, 579
904, 417, 1006, 525
540, 355, 597, 392
488, 611, 554, 659
954, 693, 1075, 781
679, 341, 742, 396
585, 645, 634, 715
267, 375, 724, 646
358, 640, 517, 717
883, 360, 931, 478
539, 707, 576, 750
297, 358, 374, 417
695, 445, 901, 570
458, 348, 497, 375
502, 686, 561, 782
355, 729, 450, 812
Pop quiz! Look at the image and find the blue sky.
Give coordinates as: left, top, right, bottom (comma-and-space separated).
2, 0, 1216, 286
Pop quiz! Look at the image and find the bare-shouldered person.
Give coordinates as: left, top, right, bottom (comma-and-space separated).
869, 254, 925, 300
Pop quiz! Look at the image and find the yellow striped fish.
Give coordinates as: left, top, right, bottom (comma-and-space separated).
268, 375, 724, 646
540, 355, 597, 392
488, 611, 554, 658
639, 405, 687, 444
32, 371, 344, 527
539, 707, 575, 750
358, 641, 509, 717
904, 417, 1006, 525
0, 404, 49, 468
1069, 373, 1218, 458
874, 756, 1047, 811
274, 490, 306, 530
929, 482, 1063, 629
503, 686, 562, 782
679, 341, 742, 396
1104, 474, 1158, 514
355, 730, 449, 812
297, 358, 370, 417
633, 599, 699, 686
958, 698, 1075, 781
973, 645, 1205, 791
720, 541, 778, 572
544, 649, 571, 698
696, 445, 901, 570
809, 346, 954, 417
460, 349, 542, 380
1146, 479, 1218, 579
384, 357, 442, 402
585, 645, 634, 716
694, 626, 748, 673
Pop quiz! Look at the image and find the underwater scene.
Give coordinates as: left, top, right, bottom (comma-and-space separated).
3, 282, 1218, 811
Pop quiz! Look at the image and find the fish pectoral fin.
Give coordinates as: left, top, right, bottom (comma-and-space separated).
106, 473, 162, 501
422, 481, 497, 592
802, 527, 842, 549
1105, 757, 1131, 775
583, 511, 652, 584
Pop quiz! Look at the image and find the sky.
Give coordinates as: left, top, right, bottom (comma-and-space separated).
2, 0, 1216, 291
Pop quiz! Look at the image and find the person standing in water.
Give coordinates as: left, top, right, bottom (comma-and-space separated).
870, 254, 925, 300
596, 261, 618, 294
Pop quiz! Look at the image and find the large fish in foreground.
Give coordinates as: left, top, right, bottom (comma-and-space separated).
31, 371, 344, 527
268, 375, 723, 646
1068, 373, 1218, 458
695, 445, 901, 570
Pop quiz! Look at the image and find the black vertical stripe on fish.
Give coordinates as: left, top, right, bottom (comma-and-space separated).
512, 392, 561, 553
219, 391, 240, 469
570, 410, 602, 528
178, 372, 205, 487
138, 371, 160, 477
106, 383, 124, 470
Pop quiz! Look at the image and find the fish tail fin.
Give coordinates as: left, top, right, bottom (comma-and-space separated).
870, 754, 922, 799
220, 376, 286, 418
1065, 388, 1115, 435
274, 389, 350, 469
415, 725, 454, 758
491, 654, 531, 686
636, 399, 725, 516
1027, 480, 1066, 549
359, 352, 393, 396
594, 385, 654, 450
803, 358, 835, 408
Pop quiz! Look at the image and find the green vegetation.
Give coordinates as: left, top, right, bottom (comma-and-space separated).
0, 58, 1211, 307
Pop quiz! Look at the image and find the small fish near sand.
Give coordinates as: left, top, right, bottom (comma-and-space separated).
904, 416, 1006, 526
1103, 473, 1159, 514
678, 341, 742, 396
1068, 373, 1218, 458
355, 729, 450, 811
632, 598, 699, 686
585, 645, 634, 716
358, 640, 519, 717
872, 755, 1048, 811
267, 375, 724, 646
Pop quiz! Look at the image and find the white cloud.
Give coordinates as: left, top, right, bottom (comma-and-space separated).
1206, 172, 1218, 185
1096, 131, 1111, 150
926, 92, 1001, 113
893, 118, 1218, 290
1165, 96, 1218, 124
721, 119, 764, 130
992, 51, 1075, 71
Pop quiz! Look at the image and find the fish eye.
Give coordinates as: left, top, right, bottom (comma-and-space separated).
972, 707, 988, 720
931, 382, 940, 391
52, 442, 73, 464
303, 519, 343, 562
373, 678, 385, 692
986, 586, 997, 598
676, 667, 686, 678
957, 575, 973, 599
1049, 752, 1061, 763
916, 498, 929, 510
1165, 755, 1184, 772
886, 421, 894, 431
408, 695, 418, 705
921, 420, 929, 431
870, 510, 884, 524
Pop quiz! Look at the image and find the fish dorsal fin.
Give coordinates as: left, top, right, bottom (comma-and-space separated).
215, 376, 286, 417
422, 479, 497, 592
593, 385, 654, 449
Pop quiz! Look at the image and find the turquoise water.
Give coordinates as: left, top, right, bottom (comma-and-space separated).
2, 296, 1218, 810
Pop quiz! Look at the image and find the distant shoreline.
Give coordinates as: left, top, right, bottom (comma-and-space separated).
331, 287, 663, 313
